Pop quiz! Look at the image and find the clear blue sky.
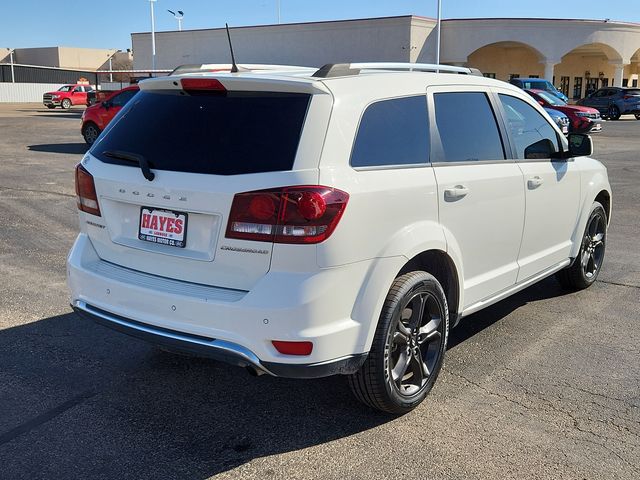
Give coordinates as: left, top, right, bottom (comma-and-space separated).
2, 0, 640, 51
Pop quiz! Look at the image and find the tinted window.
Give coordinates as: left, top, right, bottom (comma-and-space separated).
351, 96, 429, 168
111, 89, 137, 107
433, 92, 505, 162
499, 94, 559, 159
91, 90, 310, 175
625, 89, 640, 96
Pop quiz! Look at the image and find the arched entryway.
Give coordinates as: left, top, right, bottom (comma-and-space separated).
466, 41, 545, 82
554, 43, 626, 100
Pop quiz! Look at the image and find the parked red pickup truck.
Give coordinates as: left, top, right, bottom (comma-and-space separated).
81, 85, 139, 144
43, 84, 94, 109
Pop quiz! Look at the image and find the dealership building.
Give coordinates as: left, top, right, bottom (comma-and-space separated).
132, 15, 640, 99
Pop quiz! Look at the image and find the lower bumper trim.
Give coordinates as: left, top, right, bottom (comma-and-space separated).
71, 300, 367, 379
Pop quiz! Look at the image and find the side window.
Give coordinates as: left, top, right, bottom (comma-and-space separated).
498, 94, 560, 159
74, 86, 84, 93
433, 92, 505, 162
111, 90, 137, 107
350, 95, 429, 168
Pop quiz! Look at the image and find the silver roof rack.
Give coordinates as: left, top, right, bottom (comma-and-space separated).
312, 62, 482, 78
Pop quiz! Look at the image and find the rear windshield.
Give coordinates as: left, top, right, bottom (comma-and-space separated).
625, 89, 640, 96
91, 90, 311, 175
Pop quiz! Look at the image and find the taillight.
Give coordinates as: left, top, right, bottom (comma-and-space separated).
226, 186, 349, 244
75, 164, 101, 216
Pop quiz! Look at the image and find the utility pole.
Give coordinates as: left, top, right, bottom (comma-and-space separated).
149, 0, 157, 73
9, 49, 15, 83
277, 0, 281, 24
435, 0, 442, 70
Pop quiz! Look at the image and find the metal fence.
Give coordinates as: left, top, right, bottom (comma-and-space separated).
0, 63, 98, 85
0, 83, 68, 102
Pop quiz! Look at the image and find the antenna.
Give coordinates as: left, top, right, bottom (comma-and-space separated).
225, 23, 240, 73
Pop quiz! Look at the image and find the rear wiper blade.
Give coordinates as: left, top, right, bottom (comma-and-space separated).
102, 150, 155, 181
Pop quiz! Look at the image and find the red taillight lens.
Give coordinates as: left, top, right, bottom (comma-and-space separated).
225, 186, 349, 244
75, 164, 101, 216
272, 340, 313, 356
180, 78, 226, 91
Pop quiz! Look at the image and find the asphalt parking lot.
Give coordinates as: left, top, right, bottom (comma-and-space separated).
0, 103, 638, 480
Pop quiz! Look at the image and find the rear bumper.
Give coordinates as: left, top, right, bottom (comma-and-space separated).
72, 300, 366, 378
67, 233, 384, 377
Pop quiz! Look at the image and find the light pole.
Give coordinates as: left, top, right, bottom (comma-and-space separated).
435, 0, 442, 69
167, 9, 184, 31
149, 0, 157, 72
9, 48, 15, 83
277, 0, 281, 24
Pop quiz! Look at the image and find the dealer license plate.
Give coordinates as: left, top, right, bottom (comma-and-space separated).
138, 207, 188, 248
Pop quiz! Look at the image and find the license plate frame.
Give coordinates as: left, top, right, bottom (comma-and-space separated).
138, 207, 188, 248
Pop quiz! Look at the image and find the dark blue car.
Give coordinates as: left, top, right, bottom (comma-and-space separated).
510, 78, 569, 103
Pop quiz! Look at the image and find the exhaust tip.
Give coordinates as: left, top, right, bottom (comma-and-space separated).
245, 366, 265, 377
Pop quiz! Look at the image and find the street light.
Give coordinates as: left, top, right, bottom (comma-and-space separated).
435, 0, 442, 69
167, 9, 184, 31
149, 0, 157, 72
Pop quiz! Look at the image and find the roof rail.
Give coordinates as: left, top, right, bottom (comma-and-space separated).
170, 63, 317, 76
312, 62, 482, 78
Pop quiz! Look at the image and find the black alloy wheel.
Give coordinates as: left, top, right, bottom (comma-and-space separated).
349, 271, 448, 414
607, 104, 621, 120
556, 201, 607, 290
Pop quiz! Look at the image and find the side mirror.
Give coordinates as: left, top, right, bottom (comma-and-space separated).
524, 139, 556, 160
101, 101, 111, 109
567, 133, 593, 157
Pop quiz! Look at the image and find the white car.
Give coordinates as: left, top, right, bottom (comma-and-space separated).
68, 63, 611, 413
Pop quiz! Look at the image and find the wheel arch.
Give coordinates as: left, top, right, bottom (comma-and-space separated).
397, 250, 462, 329
570, 167, 612, 258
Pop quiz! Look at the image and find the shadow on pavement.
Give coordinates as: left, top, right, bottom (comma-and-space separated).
449, 276, 567, 349
0, 276, 570, 479
28, 143, 88, 155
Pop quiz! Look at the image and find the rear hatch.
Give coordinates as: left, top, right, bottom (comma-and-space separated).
83, 74, 331, 291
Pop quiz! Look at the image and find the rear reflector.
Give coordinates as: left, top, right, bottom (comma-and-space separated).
225, 186, 349, 244
180, 78, 226, 91
272, 340, 313, 356
75, 164, 101, 216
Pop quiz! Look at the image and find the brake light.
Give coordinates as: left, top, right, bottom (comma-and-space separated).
226, 186, 349, 244
272, 340, 313, 356
180, 78, 226, 91
75, 164, 101, 216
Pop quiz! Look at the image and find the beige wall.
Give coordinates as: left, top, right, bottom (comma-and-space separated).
0, 48, 10, 63
57, 47, 117, 70
467, 44, 544, 81
133, 17, 415, 70
9, 47, 118, 70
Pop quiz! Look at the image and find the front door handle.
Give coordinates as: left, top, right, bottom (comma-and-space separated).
527, 176, 544, 189
444, 185, 469, 200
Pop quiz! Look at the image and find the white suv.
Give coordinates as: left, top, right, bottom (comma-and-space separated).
68, 63, 611, 413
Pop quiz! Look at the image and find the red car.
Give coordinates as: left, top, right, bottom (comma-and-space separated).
43, 84, 94, 109
526, 89, 602, 134
81, 86, 139, 144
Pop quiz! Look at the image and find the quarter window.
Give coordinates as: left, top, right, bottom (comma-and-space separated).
498, 94, 560, 159
433, 92, 505, 162
350, 96, 429, 168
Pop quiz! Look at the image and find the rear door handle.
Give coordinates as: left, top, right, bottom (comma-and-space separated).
444, 185, 469, 200
527, 176, 544, 189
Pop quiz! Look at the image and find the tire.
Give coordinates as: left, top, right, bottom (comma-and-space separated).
46, 105, 55, 109
635, 114, 640, 120
61, 98, 72, 110
607, 104, 621, 120
348, 271, 449, 414
555, 201, 607, 291
82, 122, 100, 145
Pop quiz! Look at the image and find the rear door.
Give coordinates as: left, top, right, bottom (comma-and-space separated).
495, 92, 580, 281
428, 86, 525, 309
85, 81, 329, 291
72, 86, 87, 104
